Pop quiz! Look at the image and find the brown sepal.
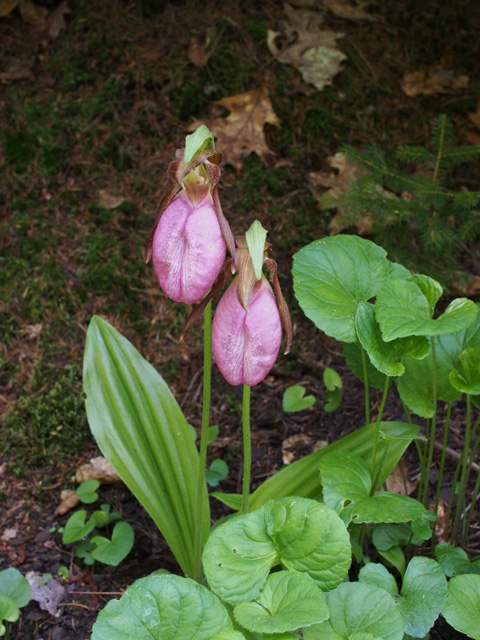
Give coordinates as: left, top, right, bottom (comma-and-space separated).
265, 258, 293, 355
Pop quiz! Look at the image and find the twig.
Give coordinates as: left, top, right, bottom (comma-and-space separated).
433, 440, 480, 472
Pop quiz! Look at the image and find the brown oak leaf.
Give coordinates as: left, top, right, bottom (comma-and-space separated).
189, 88, 280, 170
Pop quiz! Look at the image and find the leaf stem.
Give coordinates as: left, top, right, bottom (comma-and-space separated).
360, 345, 371, 425
241, 384, 252, 514
451, 395, 472, 544
370, 375, 390, 492
421, 337, 438, 509
192, 300, 212, 582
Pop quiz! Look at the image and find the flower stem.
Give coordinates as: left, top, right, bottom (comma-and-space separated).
192, 300, 212, 583
241, 384, 252, 514
421, 337, 438, 509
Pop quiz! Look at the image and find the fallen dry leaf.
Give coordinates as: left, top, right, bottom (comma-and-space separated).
75, 456, 122, 484
46, 0, 69, 40
187, 34, 211, 68
98, 189, 126, 210
324, 0, 375, 21
55, 489, 80, 515
0, 57, 34, 84
385, 460, 417, 496
450, 275, 480, 297
282, 433, 313, 465
1, 527, 17, 542
401, 68, 469, 98
268, 3, 346, 91
0, 0, 18, 16
19, 0, 47, 24
309, 151, 365, 199
434, 495, 447, 543
190, 88, 280, 170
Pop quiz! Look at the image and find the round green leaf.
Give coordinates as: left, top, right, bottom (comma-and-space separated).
376, 277, 477, 341
92, 574, 233, 640
324, 367, 343, 391
0, 594, 20, 629
90, 521, 134, 566
358, 563, 398, 597
319, 452, 372, 513
355, 302, 429, 377
435, 543, 480, 577
292, 235, 409, 343
203, 497, 351, 605
282, 385, 316, 412
206, 459, 229, 487
62, 510, 97, 544
0, 568, 31, 608
442, 574, 480, 639
449, 347, 480, 394
342, 492, 423, 525
76, 479, 100, 504
306, 582, 404, 640
397, 557, 447, 637
234, 570, 328, 633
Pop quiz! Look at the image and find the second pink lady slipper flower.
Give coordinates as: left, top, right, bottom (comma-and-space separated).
212, 221, 292, 387
146, 126, 235, 305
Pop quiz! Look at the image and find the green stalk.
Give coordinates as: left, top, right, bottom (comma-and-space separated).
360, 345, 371, 425
417, 418, 430, 507
241, 384, 252, 514
434, 403, 452, 515
463, 430, 480, 538
402, 400, 424, 466
192, 301, 212, 583
421, 337, 438, 508
451, 395, 472, 544
370, 375, 390, 492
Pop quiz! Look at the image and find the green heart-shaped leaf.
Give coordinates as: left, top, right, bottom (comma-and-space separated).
90, 521, 134, 566
324, 368, 343, 391
205, 459, 229, 487
293, 235, 409, 343
234, 570, 328, 634
342, 492, 423, 525
0, 568, 31, 608
442, 574, 480, 640
355, 302, 429, 377
75, 479, 100, 504
92, 574, 233, 640
435, 543, 480, 577
396, 556, 447, 637
0, 594, 20, 632
282, 385, 316, 412
62, 510, 97, 544
358, 563, 398, 597
303, 582, 404, 640
376, 277, 477, 341
319, 452, 372, 513
202, 497, 351, 605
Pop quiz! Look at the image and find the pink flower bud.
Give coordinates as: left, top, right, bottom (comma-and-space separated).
152, 191, 226, 304
212, 275, 282, 386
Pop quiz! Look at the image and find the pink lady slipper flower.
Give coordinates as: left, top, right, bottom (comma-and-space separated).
145, 127, 235, 304
212, 222, 292, 387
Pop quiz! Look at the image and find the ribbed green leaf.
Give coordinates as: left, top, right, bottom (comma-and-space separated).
443, 575, 480, 639
83, 316, 209, 578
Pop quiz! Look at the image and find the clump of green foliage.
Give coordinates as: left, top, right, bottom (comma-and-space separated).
321, 115, 480, 288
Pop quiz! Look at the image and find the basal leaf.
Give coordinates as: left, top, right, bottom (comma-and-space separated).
397, 557, 447, 637
75, 479, 100, 504
212, 633, 247, 640
397, 312, 480, 417
442, 574, 480, 640
343, 342, 389, 390
205, 459, 229, 487
371, 523, 414, 552
282, 385, 316, 412
233, 570, 328, 633
83, 316, 209, 578
203, 497, 351, 605
324, 367, 343, 391
62, 510, 96, 544
435, 543, 480, 577
90, 521, 135, 566
377, 547, 406, 577
0, 594, 19, 631
0, 568, 30, 608
304, 582, 404, 640
92, 574, 232, 640
376, 277, 477, 341
319, 451, 371, 513
449, 347, 480, 394
249, 421, 419, 509
293, 235, 409, 343
355, 302, 429, 377
343, 492, 423, 525
358, 563, 398, 597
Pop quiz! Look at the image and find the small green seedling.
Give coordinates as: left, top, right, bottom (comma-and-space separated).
282, 384, 316, 412
0, 568, 31, 637
62, 484, 134, 567
205, 459, 229, 488
58, 566, 69, 580
323, 367, 343, 412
